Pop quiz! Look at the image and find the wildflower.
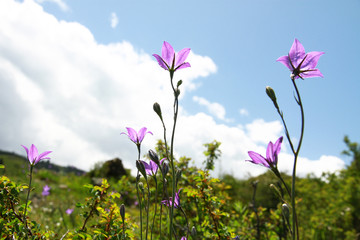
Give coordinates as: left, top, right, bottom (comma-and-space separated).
65, 208, 74, 215
162, 188, 182, 208
247, 137, 283, 169
21, 144, 52, 165
42, 185, 51, 196
181, 237, 187, 240
153, 41, 191, 72
277, 39, 324, 79
141, 158, 166, 176
121, 127, 152, 146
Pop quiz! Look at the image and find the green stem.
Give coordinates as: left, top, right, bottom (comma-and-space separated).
23, 164, 33, 237
151, 177, 158, 240
290, 78, 303, 240
136, 148, 143, 240
169, 70, 179, 240
145, 178, 150, 240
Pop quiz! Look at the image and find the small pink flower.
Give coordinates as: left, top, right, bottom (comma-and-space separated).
65, 208, 74, 215
21, 144, 52, 165
162, 188, 182, 208
277, 39, 324, 79
153, 41, 191, 72
121, 127, 152, 146
42, 185, 51, 196
247, 137, 283, 169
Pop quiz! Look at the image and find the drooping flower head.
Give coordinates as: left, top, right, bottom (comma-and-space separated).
161, 188, 182, 208
247, 136, 283, 169
153, 41, 191, 72
65, 208, 74, 215
42, 185, 51, 196
277, 39, 324, 79
141, 158, 166, 176
21, 144, 52, 166
121, 127, 153, 146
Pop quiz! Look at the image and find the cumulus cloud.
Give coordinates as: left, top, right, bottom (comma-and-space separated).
192, 96, 231, 122
0, 0, 345, 178
110, 12, 118, 29
36, 0, 69, 11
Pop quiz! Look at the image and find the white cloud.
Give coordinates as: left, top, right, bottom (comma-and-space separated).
0, 0, 346, 178
110, 12, 118, 29
36, 0, 69, 11
193, 96, 232, 122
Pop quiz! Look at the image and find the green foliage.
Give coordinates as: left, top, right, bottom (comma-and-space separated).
1, 136, 360, 239
203, 140, 221, 171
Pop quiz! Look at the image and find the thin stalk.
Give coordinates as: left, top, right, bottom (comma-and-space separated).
290, 78, 303, 240
23, 164, 33, 237
145, 178, 151, 240
168, 71, 179, 240
151, 176, 158, 240
136, 147, 143, 240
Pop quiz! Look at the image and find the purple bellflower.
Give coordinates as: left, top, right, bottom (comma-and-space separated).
141, 158, 166, 176
21, 144, 52, 166
65, 208, 74, 215
277, 39, 324, 79
42, 185, 51, 196
162, 188, 182, 208
181, 237, 187, 240
153, 41, 191, 72
247, 137, 283, 169
121, 127, 153, 146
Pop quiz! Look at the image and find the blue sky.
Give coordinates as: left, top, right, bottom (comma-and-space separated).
1, 0, 359, 177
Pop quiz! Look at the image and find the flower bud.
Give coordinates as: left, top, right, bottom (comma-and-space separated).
120, 204, 125, 222
266, 86, 279, 110
148, 149, 160, 165
282, 203, 290, 224
177, 79, 183, 87
153, 102, 163, 120
138, 182, 144, 191
191, 226, 197, 237
136, 160, 147, 180
162, 162, 169, 176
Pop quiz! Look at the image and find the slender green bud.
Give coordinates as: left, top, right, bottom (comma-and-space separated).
177, 79, 183, 87
191, 226, 197, 237
282, 203, 290, 224
269, 183, 282, 200
120, 204, 125, 222
138, 182, 144, 191
136, 160, 147, 180
153, 102, 163, 120
266, 86, 279, 110
162, 162, 169, 176
148, 149, 160, 165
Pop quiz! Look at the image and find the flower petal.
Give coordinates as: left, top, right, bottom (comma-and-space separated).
276, 55, 292, 70
266, 141, 275, 164
247, 151, 270, 168
162, 41, 175, 67
36, 151, 52, 164
30, 144, 38, 164
141, 161, 152, 175
175, 62, 191, 71
175, 48, 191, 68
124, 127, 138, 143
153, 54, 168, 70
301, 51, 325, 70
273, 136, 283, 155
300, 69, 324, 78
289, 38, 306, 67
